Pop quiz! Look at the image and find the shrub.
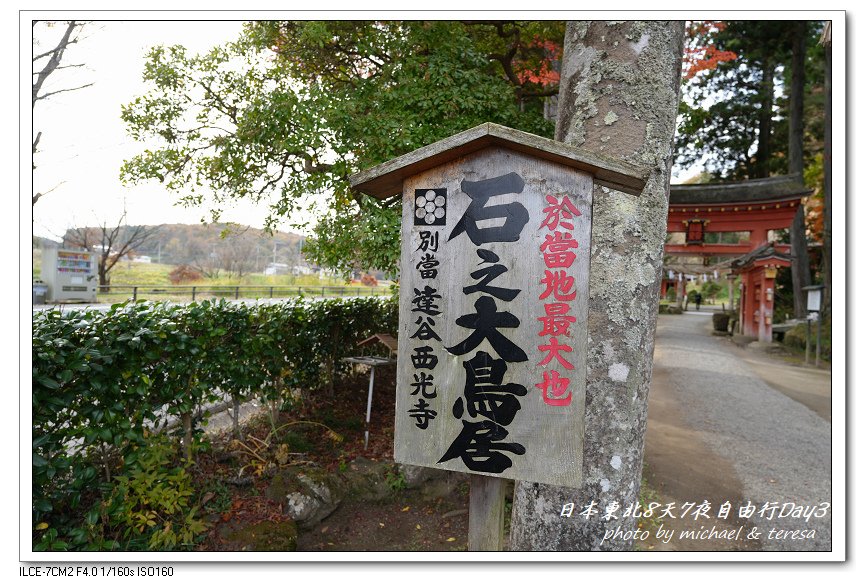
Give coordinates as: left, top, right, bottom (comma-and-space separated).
665, 287, 676, 302
101, 435, 207, 551
712, 312, 730, 332
782, 318, 831, 359
32, 296, 397, 549
168, 265, 203, 285
701, 280, 722, 301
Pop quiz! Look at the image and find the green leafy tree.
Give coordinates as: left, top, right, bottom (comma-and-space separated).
121, 21, 563, 275
675, 20, 825, 180
700, 279, 722, 302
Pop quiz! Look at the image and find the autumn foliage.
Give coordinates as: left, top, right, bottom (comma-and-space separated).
169, 264, 204, 285
514, 37, 562, 87
360, 273, 379, 287
682, 21, 738, 80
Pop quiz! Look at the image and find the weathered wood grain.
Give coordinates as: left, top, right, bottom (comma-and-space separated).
395, 145, 591, 488
350, 122, 648, 199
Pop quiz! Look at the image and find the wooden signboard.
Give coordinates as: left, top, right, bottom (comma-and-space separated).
351, 123, 647, 489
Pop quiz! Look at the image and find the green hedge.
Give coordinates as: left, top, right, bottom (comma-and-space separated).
32, 297, 396, 550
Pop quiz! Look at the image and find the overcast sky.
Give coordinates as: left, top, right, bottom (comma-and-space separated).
32, 18, 706, 244
27, 15, 841, 243
30, 20, 277, 241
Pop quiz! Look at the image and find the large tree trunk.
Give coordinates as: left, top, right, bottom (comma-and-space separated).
788, 21, 811, 319
755, 57, 775, 178
787, 20, 808, 174
509, 20, 685, 551
788, 22, 806, 177
790, 206, 812, 318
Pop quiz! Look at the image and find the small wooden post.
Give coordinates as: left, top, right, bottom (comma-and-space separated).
468, 475, 506, 551
815, 315, 822, 366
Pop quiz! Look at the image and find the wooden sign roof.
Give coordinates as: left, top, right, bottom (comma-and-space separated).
350, 122, 649, 199
357, 333, 399, 353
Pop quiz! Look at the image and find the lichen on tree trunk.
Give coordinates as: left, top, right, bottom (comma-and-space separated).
509, 20, 685, 551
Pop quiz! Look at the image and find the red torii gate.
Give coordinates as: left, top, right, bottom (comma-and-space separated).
663, 175, 811, 342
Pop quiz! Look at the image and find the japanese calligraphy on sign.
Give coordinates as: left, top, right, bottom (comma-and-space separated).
395, 147, 593, 488
349, 123, 647, 489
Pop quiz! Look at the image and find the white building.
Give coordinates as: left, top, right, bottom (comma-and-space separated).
264, 262, 289, 275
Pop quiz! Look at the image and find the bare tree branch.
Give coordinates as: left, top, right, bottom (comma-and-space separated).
32, 130, 41, 165
32, 21, 94, 207
32, 181, 65, 206
35, 82, 95, 102
32, 40, 80, 63
32, 21, 83, 109
64, 211, 161, 286
52, 63, 87, 71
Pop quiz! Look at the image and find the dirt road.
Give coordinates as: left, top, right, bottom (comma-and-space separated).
643, 311, 832, 551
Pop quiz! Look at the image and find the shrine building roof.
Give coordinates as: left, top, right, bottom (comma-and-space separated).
730, 242, 793, 271
670, 175, 812, 207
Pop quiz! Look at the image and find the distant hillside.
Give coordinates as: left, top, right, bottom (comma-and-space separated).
33, 236, 60, 249
53, 223, 308, 271
129, 224, 306, 267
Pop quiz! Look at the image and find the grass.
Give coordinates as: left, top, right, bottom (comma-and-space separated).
108, 262, 173, 285
33, 256, 393, 303
634, 471, 664, 551
107, 262, 358, 288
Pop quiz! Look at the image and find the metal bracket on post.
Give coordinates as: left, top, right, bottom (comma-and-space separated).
365, 366, 376, 449
341, 353, 396, 450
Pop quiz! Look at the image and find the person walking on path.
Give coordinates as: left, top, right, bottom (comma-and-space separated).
695, 291, 703, 311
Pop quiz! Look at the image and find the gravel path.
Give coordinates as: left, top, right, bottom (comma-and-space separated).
652, 312, 832, 551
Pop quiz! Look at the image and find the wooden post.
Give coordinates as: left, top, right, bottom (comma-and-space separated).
728, 277, 735, 311
815, 315, 822, 366
469, 475, 506, 551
